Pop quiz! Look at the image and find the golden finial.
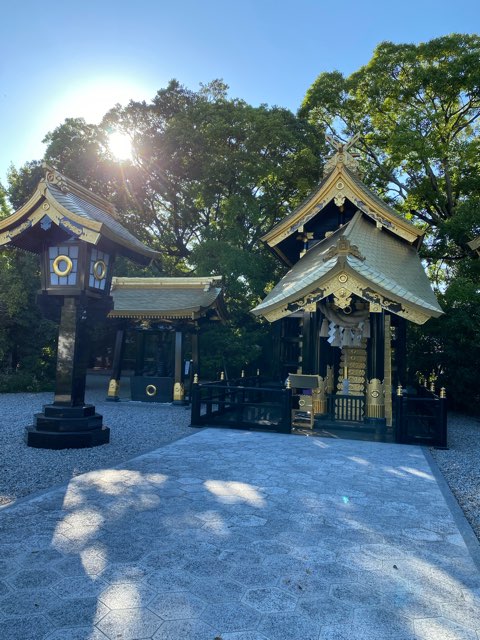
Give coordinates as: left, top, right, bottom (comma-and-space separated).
193, 373, 199, 384
396, 384, 403, 397
430, 382, 435, 393
440, 387, 446, 399
220, 371, 225, 381
286, 378, 291, 389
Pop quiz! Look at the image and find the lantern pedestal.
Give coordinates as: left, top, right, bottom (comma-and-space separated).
25, 296, 110, 449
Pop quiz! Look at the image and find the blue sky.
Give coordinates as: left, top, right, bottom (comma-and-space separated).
1, 0, 479, 189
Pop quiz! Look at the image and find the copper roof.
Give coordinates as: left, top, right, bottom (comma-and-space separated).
252, 212, 443, 325
108, 277, 227, 321
0, 166, 159, 265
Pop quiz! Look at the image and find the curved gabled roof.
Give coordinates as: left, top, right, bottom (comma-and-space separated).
261, 150, 423, 253
252, 212, 442, 325
0, 166, 159, 265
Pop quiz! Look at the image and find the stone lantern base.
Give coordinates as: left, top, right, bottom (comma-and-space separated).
25, 404, 110, 449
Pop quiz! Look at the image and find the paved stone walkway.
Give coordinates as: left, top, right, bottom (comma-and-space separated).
0, 429, 479, 640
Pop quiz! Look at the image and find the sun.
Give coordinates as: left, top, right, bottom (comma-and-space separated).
107, 131, 134, 161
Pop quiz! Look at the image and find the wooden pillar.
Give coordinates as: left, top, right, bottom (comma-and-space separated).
395, 317, 407, 388
366, 310, 386, 424
107, 327, 126, 401
173, 329, 185, 403
191, 328, 200, 377
301, 311, 314, 374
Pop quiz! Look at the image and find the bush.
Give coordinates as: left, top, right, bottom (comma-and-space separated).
0, 371, 54, 393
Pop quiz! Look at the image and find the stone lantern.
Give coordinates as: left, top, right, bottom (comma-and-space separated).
0, 166, 159, 448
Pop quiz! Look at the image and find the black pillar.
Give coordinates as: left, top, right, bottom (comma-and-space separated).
395, 317, 407, 388
25, 297, 109, 448
191, 328, 200, 377
302, 311, 315, 374
367, 312, 385, 381
173, 329, 185, 403
106, 327, 126, 401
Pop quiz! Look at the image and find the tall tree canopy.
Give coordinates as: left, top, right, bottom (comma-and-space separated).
301, 34, 480, 266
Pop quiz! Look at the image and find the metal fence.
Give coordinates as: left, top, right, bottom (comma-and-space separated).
394, 387, 447, 448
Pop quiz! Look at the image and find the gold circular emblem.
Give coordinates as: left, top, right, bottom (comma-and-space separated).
146, 384, 157, 397
53, 255, 73, 277
371, 390, 380, 398
336, 180, 344, 190
93, 260, 107, 280
338, 273, 348, 284
42, 202, 50, 210
299, 398, 306, 407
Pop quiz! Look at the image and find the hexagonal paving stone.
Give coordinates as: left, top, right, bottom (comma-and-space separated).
257, 612, 321, 640
145, 568, 198, 593
153, 619, 217, 640
46, 597, 109, 627
242, 587, 297, 613
99, 583, 156, 609
8, 568, 60, 590
296, 595, 354, 624
222, 633, 269, 640
228, 565, 278, 587
330, 582, 383, 607
96, 607, 162, 640
352, 606, 415, 638
0, 615, 54, 640
200, 602, 260, 633
0, 587, 58, 617
148, 591, 206, 620
101, 562, 150, 584
52, 575, 109, 599
193, 576, 247, 603
45, 627, 109, 640
279, 570, 330, 597
414, 617, 478, 640
15, 549, 65, 570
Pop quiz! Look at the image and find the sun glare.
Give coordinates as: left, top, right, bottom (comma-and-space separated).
108, 131, 133, 161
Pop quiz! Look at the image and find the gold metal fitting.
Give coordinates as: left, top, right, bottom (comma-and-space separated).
93, 259, 107, 281
52, 255, 73, 277
193, 373, 199, 384
256, 368, 260, 376
396, 383, 403, 397
440, 387, 446, 399
286, 378, 291, 389
430, 382, 435, 393
241, 370, 245, 378
220, 371, 225, 381
145, 384, 157, 397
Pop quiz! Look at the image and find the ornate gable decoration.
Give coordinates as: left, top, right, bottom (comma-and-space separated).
324, 134, 361, 176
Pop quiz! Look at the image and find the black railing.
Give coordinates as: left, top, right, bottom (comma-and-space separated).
327, 394, 365, 422
190, 378, 292, 434
395, 389, 447, 448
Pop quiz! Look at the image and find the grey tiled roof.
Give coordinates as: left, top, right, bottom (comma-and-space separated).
252, 213, 442, 319
109, 285, 224, 319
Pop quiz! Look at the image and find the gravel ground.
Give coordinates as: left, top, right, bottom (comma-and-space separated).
0, 376, 198, 507
430, 412, 480, 543
1, 380, 479, 548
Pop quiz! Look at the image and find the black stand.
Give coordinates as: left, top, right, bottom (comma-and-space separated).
26, 297, 110, 449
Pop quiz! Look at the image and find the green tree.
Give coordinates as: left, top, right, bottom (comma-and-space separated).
301, 34, 480, 262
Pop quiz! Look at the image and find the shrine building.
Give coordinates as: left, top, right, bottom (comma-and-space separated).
252, 137, 443, 432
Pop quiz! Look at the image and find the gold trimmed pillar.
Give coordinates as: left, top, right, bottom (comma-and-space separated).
366, 378, 385, 419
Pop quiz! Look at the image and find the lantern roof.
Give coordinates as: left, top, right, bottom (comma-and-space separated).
0, 166, 159, 265
108, 276, 227, 322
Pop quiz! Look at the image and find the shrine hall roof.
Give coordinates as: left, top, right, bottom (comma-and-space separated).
0, 166, 159, 265
108, 277, 227, 322
252, 212, 443, 325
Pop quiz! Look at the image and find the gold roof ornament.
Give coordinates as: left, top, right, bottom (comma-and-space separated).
261, 134, 423, 261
